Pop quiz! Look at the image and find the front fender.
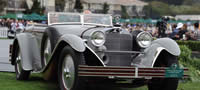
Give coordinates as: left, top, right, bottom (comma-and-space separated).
11, 33, 42, 71
152, 38, 180, 56
133, 38, 180, 67
58, 34, 86, 52
42, 34, 86, 80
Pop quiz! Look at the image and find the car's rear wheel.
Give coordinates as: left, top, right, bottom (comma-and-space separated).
15, 46, 30, 80
58, 46, 85, 90
148, 51, 179, 90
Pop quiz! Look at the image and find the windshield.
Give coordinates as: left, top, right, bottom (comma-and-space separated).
84, 14, 112, 26
48, 12, 112, 26
48, 13, 81, 24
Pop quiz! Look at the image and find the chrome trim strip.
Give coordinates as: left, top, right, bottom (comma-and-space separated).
151, 47, 165, 67
78, 75, 189, 79
104, 51, 144, 54
135, 67, 138, 78
84, 44, 106, 66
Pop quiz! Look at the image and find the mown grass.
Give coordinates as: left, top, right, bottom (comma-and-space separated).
0, 72, 58, 90
1, 72, 200, 90
0, 37, 8, 39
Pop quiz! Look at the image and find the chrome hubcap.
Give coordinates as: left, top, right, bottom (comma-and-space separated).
62, 55, 75, 89
44, 38, 51, 65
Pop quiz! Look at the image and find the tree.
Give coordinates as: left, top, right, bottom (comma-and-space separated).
132, 6, 139, 17
0, 0, 6, 13
143, 1, 172, 18
30, 0, 45, 15
183, 0, 194, 5
121, 5, 130, 19
23, 1, 32, 14
142, 0, 200, 17
102, 2, 109, 14
164, 0, 183, 5
141, 0, 184, 5
74, 0, 83, 12
55, 0, 66, 12
143, 4, 152, 18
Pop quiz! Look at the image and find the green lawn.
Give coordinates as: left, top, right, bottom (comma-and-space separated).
0, 72, 58, 90
0, 37, 8, 39
0, 72, 200, 90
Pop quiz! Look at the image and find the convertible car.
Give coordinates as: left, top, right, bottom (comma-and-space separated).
9, 12, 188, 90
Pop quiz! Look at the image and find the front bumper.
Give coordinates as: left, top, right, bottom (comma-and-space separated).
79, 65, 188, 79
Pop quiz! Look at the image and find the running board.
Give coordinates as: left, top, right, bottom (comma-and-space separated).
78, 65, 189, 79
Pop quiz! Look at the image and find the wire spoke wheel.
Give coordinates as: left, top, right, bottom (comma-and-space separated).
44, 38, 51, 65
58, 46, 86, 90
62, 55, 75, 89
16, 49, 22, 76
14, 46, 30, 80
148, 52, 178, 90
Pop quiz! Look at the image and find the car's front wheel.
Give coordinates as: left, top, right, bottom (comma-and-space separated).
148, 51, 179, 90
41, 31, 52, 67
14, 46, 30, 80
58, 46, 85, 90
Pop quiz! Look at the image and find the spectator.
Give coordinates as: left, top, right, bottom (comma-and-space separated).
177, 24, 188, 40
193, 22, 200, 40
7, 19, 12, 30
170, 23, 179, 40
18, 20, 25, 30
11, 19, 18, 32
185, 30, 196, 40
170, 23, 188, 40
1, 19, 6, 27
156, 18, 168, 38
0, 19, 2, 26
166, 23, 172, 36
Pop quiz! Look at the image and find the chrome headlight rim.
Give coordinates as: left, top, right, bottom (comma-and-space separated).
136, 31, 153, 48
90, 31, 105, 47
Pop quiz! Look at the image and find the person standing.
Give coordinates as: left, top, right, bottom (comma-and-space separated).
11, 19, 17, 32
18, 20, 24, 30
193, 22, 200, 40
156, 17, 169, 38
177, 24, 188, 40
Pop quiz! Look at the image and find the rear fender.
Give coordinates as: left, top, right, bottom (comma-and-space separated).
11, 33, 42, 71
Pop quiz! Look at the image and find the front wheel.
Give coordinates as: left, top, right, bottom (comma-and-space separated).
148, 52, 179, 90
58, 46, 85, 90
14, 46, 30, 80
41, 32, 52, 67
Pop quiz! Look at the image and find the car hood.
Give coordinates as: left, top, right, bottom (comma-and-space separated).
50, 25, 113, 37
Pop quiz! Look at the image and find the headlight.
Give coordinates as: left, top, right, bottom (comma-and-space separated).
91, 31, 105, 47
136, 32, 152, 48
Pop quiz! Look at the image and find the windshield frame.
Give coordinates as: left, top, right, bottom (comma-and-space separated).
48, 12, 113, 27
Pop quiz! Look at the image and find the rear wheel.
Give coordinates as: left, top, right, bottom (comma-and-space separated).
14, 46, 30, 80
58, 46, 86, 90
148, 52, 179, 90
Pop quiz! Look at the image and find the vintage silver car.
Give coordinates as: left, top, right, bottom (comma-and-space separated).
10, 12, 187, 90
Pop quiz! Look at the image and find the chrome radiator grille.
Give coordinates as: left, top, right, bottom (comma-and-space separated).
104, 33, 133, 66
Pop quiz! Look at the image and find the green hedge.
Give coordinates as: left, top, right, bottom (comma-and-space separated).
177, 40, 200, 51
179, 45, 200, 81
179, 45, 200, 70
